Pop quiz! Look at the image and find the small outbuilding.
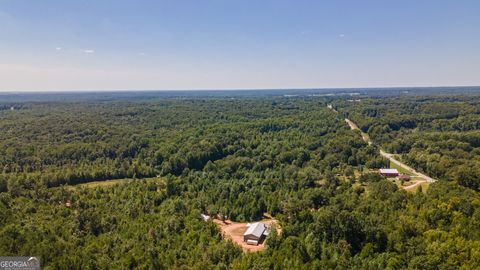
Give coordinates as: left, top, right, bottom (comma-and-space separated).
379, 168, 399, 177
243, 222, 267, 246
396, 174, 411, 181
200, 214, 210, 222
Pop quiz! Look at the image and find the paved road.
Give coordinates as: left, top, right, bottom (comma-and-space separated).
344, 118, 437, 183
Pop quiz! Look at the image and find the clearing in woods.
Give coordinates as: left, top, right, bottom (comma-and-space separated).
213, 218, 281, 252
66, 177, 160, 189
342, 117, 437, 185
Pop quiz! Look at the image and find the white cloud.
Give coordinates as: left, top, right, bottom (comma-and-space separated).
55, 47, 62, 50
138, 52, 146, 56
83, 49, 95, 54
339, 34, 345, 38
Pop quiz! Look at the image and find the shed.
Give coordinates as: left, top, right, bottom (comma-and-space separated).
379, 168, 399, 177
243, 222, 267, 245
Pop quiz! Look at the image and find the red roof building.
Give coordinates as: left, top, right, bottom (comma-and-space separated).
379, 168, 399, 177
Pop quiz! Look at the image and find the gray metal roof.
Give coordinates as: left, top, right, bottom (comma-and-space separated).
379, 168, 399, 174
244, 222, 266, 238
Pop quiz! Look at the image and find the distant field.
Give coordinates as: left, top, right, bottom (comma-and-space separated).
67, 177, 160, 189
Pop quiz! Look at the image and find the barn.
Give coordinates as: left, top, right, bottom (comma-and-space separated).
379, 168, 399, 177
243, 222, 267, 246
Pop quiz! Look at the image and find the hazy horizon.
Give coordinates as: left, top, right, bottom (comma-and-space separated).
1, 0, 479, 91
1, 85, 480, 94
1, 85, 480, 97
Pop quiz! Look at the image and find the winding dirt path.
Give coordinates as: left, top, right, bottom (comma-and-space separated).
403, 180, 427, 190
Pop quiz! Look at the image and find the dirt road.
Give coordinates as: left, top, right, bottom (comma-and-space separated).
345, 119, 372, 145
379, 150, 436, 183
403, 180, 427, 191
344, 118, 437, 183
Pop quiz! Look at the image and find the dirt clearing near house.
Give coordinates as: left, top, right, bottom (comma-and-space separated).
213, 218, 281, 252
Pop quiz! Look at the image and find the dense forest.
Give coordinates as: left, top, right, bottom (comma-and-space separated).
0, 94, 479, 269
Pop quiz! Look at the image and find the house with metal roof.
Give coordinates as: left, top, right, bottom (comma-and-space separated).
379, 168, 399, 177
243, 222, 267, 246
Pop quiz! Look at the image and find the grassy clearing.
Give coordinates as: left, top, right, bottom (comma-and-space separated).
390, 177, 430, 193
66, 177, 160, 189
389, 159, 414, 176
404, 181, 430, 194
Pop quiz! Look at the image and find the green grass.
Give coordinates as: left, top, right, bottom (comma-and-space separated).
66, 177, 160, 189
389, 159, 414, 176
404, 181, 430, 194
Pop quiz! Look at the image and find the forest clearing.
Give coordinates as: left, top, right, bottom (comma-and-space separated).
213, 218, 281, 252
342, 116, 436, 190
67, 177, 160, 189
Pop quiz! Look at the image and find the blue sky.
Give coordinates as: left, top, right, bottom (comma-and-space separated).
0, 0, 479, 91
